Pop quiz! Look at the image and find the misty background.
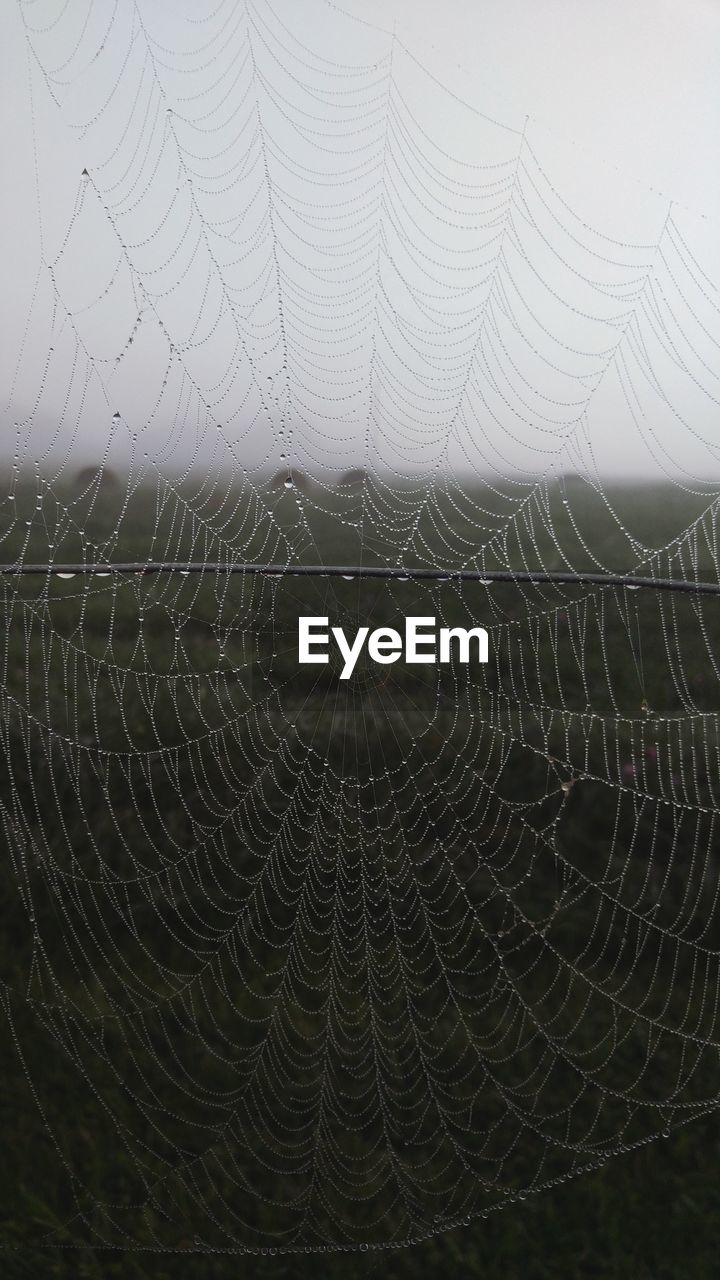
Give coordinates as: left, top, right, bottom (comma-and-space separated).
1, 0, 719, 508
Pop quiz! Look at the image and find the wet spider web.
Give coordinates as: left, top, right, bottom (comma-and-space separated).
2, 0, 720, 1257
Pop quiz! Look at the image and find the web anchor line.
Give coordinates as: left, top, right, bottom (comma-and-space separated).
2, 563, 719, 595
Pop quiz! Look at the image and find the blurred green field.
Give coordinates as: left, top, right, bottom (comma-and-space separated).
1, 477, 719, 1277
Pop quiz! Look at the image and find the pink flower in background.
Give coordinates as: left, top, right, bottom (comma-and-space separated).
622, 762, 636, 781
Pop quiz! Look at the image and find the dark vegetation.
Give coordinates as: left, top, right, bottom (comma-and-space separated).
0, 476, 719, 1277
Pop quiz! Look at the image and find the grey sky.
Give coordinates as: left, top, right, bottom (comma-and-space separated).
1, 0, 719, 487
338, 0, 720, 217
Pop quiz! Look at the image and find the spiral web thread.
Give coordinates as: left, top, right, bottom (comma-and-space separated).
2, 0, 720, 1255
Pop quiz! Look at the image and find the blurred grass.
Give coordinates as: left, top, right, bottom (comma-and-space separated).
1, 475, 720, 1276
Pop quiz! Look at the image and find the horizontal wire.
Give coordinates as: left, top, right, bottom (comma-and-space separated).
1, 563, 719, 594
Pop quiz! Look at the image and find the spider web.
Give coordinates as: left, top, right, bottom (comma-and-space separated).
2, 0, 720, 1256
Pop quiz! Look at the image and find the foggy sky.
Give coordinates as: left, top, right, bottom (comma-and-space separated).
1, 0, 719, 490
